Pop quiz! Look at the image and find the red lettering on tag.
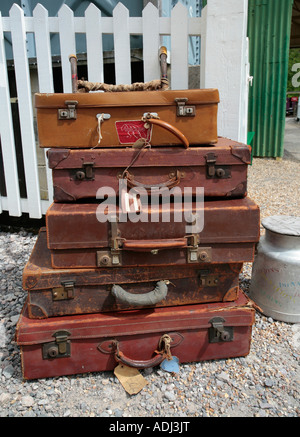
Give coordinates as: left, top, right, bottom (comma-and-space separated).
115, 120, 152, 144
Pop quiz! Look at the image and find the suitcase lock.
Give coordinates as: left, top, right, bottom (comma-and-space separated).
175, 98, 195, 117
97, 220, 122, 267
52, 281, 75, 301
75, 162, 95, 180
205, 153, 231, 179
209, 317, 234, 343
42, 330, 71, 359
58, 100, 78, 120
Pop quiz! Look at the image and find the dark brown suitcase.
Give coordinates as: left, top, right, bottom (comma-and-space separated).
46, 197, 260, 269
15, 291, 255, 380
23, 229, 242, 319
48, 137, 251, 202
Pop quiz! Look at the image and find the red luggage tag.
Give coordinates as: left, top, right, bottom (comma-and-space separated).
115, 120, 152, 144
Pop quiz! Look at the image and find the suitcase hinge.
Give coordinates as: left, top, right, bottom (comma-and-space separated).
209, 317, 234, 343
52, 281, 75, 301
42, 330, 71, 359
205, 153, 231, 179
58, 100, 78, 120
175, 98, 195, 117
199, 270, 219, 286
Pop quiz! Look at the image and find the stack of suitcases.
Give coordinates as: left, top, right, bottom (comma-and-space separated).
15, 50, 260, 380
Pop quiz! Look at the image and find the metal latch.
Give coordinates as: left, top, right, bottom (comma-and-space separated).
58, 100, 78, 119
52, 281, 75, 301
199, 270, 219, 286
42, 330, 71, 359
186, 232, 212, 263
97, 219, 122, 267
175, 98, 195, 117
209, 317, 234, 343
205, 152, 217, 177
75, 162, 95, 180
205, 153, 231, 179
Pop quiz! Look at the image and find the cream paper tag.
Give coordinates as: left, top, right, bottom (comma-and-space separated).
114, 363, 148, 395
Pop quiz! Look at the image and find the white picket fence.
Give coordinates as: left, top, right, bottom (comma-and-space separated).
0, 1, 249, 219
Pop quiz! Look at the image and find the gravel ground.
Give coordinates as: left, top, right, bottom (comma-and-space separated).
0, 151, 299, 419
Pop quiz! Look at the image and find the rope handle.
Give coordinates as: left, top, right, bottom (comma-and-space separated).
69, 46, 169, 93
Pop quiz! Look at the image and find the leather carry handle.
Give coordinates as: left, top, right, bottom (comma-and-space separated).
115, 350, 165, 369
122, 238, 187, 252
111, 280, 168, 306
143, 115, 189, 149
113, 334, 174, 369
123, 169, 182, 192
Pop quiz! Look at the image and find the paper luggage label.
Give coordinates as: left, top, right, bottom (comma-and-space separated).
115, 120, 152, 144
114, 363, 148, 395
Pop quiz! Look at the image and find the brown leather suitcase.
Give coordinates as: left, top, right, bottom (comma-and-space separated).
46, 197, 260, 269
15, 291, 255, 380
34, 88, 219, 149
48, 137, 251, 202
23, 229, 242, 319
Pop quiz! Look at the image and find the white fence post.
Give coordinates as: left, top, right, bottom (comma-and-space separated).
113, 3, 131, 84
142, 3, 160, 82
9, 4, 41, 219
201, 0, 249, 143
170, 2, 189, 90
0, 11, 22, 217
33, 3, 54, 205
85, 3, 104, 83
58, 5, 76, 93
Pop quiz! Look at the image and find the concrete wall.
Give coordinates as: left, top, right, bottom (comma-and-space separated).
201, 0, 249, 143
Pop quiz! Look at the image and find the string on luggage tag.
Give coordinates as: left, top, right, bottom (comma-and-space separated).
156, 334, 173, 361
121, 138, 151, 179
94, 113, 104, 148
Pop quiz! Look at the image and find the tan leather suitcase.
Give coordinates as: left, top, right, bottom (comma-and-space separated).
35, 88, 219, 148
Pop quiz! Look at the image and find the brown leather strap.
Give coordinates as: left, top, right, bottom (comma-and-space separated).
115, 350, 165, 369
122, 238, 187, 252
144, 117, 189, 149
124, 169, 182, 192
113, 334, 173, 369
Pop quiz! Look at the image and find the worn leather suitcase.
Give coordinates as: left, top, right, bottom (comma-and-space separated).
15, 291, 255, 380
46, 197, 260, 269
23, 229, 242, 319
34, 88, 219, 149
47, 137, 251, 202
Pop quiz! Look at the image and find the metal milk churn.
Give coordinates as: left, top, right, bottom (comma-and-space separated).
249, 216, 300, 323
